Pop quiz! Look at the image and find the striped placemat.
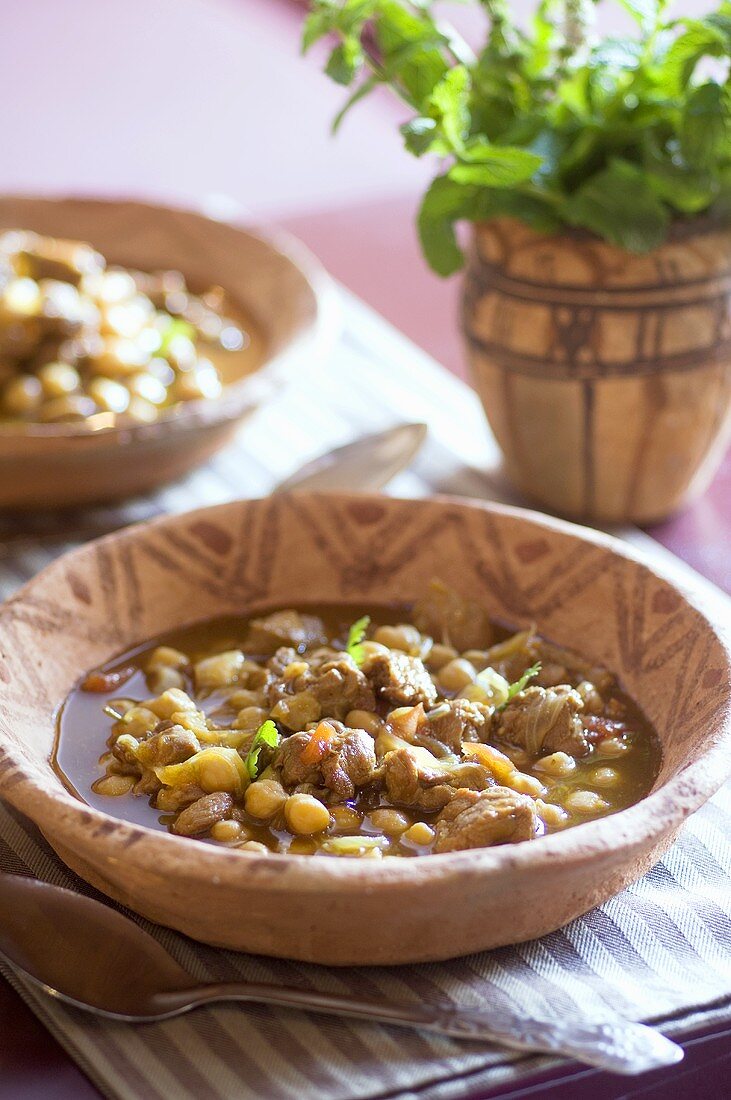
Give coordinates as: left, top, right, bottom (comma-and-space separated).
1, 289, 730, 1100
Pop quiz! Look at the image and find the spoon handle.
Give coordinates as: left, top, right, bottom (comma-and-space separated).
154, 982, 682, 1075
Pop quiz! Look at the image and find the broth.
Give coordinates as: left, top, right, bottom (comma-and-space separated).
55, 601, 661, 858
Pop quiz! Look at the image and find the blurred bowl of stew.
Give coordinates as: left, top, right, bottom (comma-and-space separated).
0, 493, 729, 965
0, 195, 337, 508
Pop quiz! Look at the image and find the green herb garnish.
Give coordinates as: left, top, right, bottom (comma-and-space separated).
506, 662, 542, 703
158, 316, 196, 357
304, 0, 731, 273
245, 720, 280, 780
346, 615, 371, 666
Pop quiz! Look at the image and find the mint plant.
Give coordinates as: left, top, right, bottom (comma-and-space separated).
303, 1, 731, 273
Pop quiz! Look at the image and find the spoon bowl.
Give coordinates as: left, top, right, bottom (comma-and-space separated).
0, 872, 683, 1073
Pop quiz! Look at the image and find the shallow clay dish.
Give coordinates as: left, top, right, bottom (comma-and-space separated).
0, 195, 337, 508
0, 494, 729, 965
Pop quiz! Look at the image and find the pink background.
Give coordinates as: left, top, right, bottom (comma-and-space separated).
0, 4, 729, 1092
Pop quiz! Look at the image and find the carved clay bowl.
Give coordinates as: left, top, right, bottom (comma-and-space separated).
0, 195, 337, 508
0, 494, 729, 965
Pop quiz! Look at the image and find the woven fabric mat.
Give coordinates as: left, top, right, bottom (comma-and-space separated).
1, 290, 730, 1100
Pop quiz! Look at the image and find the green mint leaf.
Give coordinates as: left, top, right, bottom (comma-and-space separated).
325, 39, 363, 86
346, 615, 370, 666
417, 174, 473, 277
564, 160, 671, 253
158, 317, 196, 357
681, 83, 730, 167
400, 116, 439, 155
428, 67, 470, 151
245, 720, 280, 780
449, 146, 542, 188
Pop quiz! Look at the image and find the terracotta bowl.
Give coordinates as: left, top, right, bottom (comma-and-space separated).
0, 494, 729, 966
0, 195, 337, 508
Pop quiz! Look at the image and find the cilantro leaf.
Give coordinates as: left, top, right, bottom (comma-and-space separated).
245, 720, 280, 780
346, 615, 370, 666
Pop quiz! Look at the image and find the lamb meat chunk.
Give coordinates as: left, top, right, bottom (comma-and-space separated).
307, 657, 376, 720
366, 651, 438, 708
492, 685, 588, 757
425, 699, 492, 753
244, 610, 327, 656
413, 579, 493, 652
276, 722, 377, 801
382, 748, 494, 813
171, 792, 234, 837
135, 725, 200, 768
434, 787, 538, 852
267, 646, 299, 678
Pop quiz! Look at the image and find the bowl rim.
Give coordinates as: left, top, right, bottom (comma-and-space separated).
0, 192, 341, 443
1, 492, 730, 892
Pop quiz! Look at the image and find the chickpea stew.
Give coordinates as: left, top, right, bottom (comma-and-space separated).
0, 230, 263, 427
56, 582, 661, 859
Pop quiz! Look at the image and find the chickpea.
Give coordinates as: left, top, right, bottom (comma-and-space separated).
437, 658, 477, 693
565, 790, 610, 814
402, 822, 435, 847
195, 650, 246, 690
227, 688, 263, 709
87, 376, 130, 414
234, 705, 269, 731
284, 793, 331, 835
147, 666, 185, 694
3, 277, 42, 316
174, 363, 222, 402
534, 751, 576, 777
329, 805, 363, 832
506, 771, 545, 797
535, 799, 569, 828
597, 737, 629, 757
270, 692, 320, 731
370, 808, 409, 835
148, 688, 197, 720
576, 680, 603, 713
126, 396, 158, 423
210, 819, 244, 843
373, 624, 422, 655
345, 709, 383, 737
462, 650, 490, 670
245, 779, 288, 820
120, 706, 158, 736
358, 641, 390, 663
37, 361, 80, 398
591, 766, 619, 788
127, 371, 167, 405
283, 661, 309, 681
288, 837, 317, 855
426, 643, 458, 671
238, 840, 269, 855
198, 752, 243, 794
146, 646, 189, 670
2, 373, 43, 414
92, 774, 135, 797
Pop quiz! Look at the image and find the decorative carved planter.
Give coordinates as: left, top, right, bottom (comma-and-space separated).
462, 218, 731, 523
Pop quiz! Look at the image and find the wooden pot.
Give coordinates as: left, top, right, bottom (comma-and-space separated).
462, 218, 731, 524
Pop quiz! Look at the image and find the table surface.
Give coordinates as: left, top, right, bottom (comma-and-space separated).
0, 1, 729, 1098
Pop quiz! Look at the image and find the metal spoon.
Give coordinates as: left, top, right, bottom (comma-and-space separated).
0, 873, 681, 1074
275, 422, 427, 493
